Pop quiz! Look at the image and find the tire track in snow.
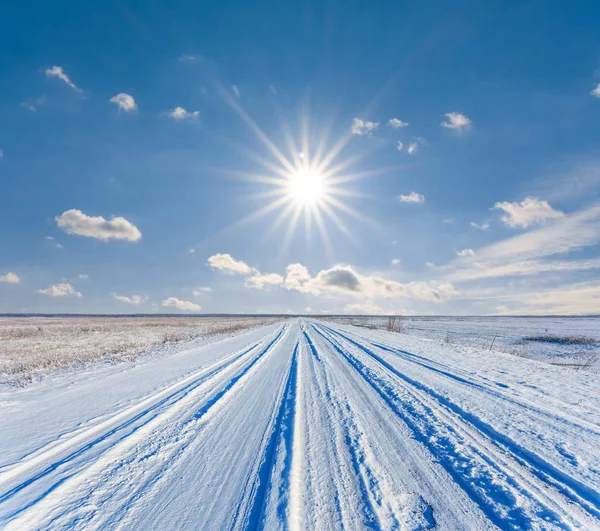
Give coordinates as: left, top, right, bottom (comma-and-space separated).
314, 323, 600, 530
0, 326, 289, 528
230, 341, 300, 530
341, 327, 600, 438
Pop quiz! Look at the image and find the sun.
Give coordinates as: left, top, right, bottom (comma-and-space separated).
287, 170, 326, 205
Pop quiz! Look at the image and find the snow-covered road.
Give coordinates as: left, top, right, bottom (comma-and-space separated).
1, 319, 599, 530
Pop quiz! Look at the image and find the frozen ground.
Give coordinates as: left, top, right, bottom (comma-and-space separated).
328, 316, 600, 370
0, 318, 599, 529
0, 316, 278, 386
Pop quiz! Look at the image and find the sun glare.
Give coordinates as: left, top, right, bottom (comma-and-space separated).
288, 170, 325, 205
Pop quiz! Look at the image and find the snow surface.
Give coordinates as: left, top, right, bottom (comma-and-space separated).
0, 319, 599, 529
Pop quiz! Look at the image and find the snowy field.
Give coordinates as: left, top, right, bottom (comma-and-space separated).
0, 316, 279, 386
327, 316, 600, 371
0, 318, 599, 529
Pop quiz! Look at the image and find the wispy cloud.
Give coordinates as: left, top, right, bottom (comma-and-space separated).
231, 85, 240, 98
388, 117, 408, 128
245, 273, 284, 289
344, 301, 386, 315
0, 272, 20, 284
38, 282, 82, 297
590, 83, 600, 98
441, 112, 471, 131
493, 197, 564, 228
456, 249, 475, 257
165, 107, 200, 120
351, 118, 379, 136
442, 217, 455, 224
56, 209, 142, 242
398, 191, 425, 203
391, 258, 401, 265
109, 93, 137, 112
407, 137, 425, 154
45, 66, 81, 93
193, 287, 212, 295
395, 141, 404, 151
113, 294, 145, 304
470, 221, 490, 230
162, 297, 201, 311
21, 96, 46, 113
178, 54, 196, 62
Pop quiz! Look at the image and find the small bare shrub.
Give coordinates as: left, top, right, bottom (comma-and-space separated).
387, 316, 405, 333
444, 332, 453, 344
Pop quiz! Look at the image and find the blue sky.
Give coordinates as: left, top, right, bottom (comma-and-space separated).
1, 0, 600, 315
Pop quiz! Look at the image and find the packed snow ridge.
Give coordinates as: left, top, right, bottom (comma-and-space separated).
0, 319, 599, 529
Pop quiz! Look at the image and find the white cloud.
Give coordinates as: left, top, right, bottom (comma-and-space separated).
208, 254, 458, 304
443, 217, 455, 224
344, 301, 386, 315
78, 274, 89, 279
590, 83, 600, 98
113, 294, 145, 304
395, 141, 404, 151
407, 138, 425, 154
245, 273, 284, 289
162, 297, 201, 311
0, 272, 20, 284
351, 118, 379, 136
166, 107, 200, 120
493, 197, 564, 228
456, 249, 475, 257
388, 118, 408, 128
193, 287, 212, 295
56, 209, 142, 241
470, 221, 490, 230
0, 149, 3, 159
45, 236, 54, 241
38, 282, 82, 297
391, 258, 401, 265
444, 203, 600, 282
45, 66, 81, 92
304, 306, 312, 313
178, 54, 196, 62
398, 191, 425, 203
231, 85, 240, 98
109, 93, 137, 112
441, 112, 471, 131
495, 305, 509, 313
208, 253, 254, 275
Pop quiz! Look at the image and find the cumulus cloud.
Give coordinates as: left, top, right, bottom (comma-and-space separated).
344, 301, 386, 315
109, 93, 137, 112
441, 112, 471, 131
162, 297, 201, 311
590, 83, 600, 98
388, 118, 408, 128
245, 273, 284, 289
166, 107, 200, 120
56, 209, 142, 241
208, 254, 458, 304
470, 221, 490, 230
395, 141, 404, 151
0, 272, 20, 284
208, 253, 254, 275
456, 249, 475, 257
391, 258, 401, 265
45, 66, 81, 92
398, 192, 425, 203
38, 282, 82, 297
493, 197, 564, 228
351, 118, 379, 136
113, 294, 145, 304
